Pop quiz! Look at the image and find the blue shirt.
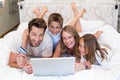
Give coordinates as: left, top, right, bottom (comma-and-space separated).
46, 28, 60, 51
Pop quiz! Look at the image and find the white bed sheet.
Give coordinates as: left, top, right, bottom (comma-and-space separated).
0, 21, 120, 80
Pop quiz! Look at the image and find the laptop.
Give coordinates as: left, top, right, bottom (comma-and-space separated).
30, 57, 75, 76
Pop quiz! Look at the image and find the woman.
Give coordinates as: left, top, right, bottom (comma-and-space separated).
53, 25, 80, 61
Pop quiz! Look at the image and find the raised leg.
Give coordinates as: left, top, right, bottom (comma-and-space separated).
33, 5, 48, 18
67, 2, 86, 33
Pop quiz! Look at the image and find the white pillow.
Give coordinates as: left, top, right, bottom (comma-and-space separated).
98, 24, 120, 53
0, 39, 10, 66
80, 18, 105, 32
79, 24, 120, 54
17, 22, 28, 33
3, 31, 17, 48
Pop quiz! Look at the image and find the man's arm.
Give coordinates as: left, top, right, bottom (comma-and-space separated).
8, 51, 20, 68
22, 28, 28, 49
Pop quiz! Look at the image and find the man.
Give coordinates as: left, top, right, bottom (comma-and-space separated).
8, 18, 53, 74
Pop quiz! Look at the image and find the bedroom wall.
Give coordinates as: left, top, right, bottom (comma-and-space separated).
22, 0, 118, 30
0, 0, 19, 37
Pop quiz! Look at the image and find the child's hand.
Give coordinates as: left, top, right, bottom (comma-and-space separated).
23, 63, 33, 74
84, 61, 91, 69
16, 54, 27, 68
75, 63, 85, 71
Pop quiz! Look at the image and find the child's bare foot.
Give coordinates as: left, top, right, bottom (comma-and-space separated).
94, 30, 103, 38
79, 8, 86, 18
40, 5, 48, 18
42, 5, 48, 13
33, 7, 41, 17
33, 5, 48, 18
71, 2, 79, 17
71, 2, 77, 11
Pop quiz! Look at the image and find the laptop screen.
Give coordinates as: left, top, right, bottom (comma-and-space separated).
30, 57, 75, 76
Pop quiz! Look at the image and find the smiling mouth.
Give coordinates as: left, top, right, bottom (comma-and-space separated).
67, 42, 73, 47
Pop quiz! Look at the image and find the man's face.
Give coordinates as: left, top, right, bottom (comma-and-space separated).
29, 26, 44, 47
48, 21, 62, 36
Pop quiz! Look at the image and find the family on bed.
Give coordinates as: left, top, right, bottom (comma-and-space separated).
8, 3, 110, 74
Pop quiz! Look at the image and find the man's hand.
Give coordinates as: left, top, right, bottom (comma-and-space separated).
23, 63, 33, 74
16, 54, 27, 68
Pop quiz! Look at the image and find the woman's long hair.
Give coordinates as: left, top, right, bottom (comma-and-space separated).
80, 34, 107, 64
60, 25, 80, 62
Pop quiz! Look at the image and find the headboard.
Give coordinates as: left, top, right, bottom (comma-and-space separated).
18, 1, 119, 30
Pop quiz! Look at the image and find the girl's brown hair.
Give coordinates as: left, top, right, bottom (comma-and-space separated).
80, 34, 107, 64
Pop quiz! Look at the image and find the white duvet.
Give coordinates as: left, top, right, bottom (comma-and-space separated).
0, 20, 120, 80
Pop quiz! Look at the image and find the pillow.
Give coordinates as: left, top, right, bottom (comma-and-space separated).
17, 22, 28, 33
80, 18, 105, 32
3, 31, 17, 48
79, 24, 120, 54
0, 39, 10, 66
98, 24, 120, 53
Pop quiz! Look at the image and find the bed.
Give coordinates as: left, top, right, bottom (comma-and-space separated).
0, 1, 120, 80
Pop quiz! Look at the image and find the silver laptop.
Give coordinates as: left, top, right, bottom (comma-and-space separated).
30, 57, 75, 76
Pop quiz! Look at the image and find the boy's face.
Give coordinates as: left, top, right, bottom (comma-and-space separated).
29, 26, 45, 47
48, 21, 62, 36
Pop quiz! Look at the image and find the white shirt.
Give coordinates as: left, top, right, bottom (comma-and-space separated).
80, 49, 112, 66
10, 31, 53, 57
27, 33, 53, 57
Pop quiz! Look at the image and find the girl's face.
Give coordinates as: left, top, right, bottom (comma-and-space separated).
62, 31, 75, 49
79, 38, 87, 56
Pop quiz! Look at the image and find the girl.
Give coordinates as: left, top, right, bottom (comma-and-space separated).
78, 34, 109, 69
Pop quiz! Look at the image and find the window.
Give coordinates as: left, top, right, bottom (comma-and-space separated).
0, 0, 6, 15
0, 0, 5, 8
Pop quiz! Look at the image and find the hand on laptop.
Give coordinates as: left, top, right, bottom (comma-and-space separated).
16, 54, 33, 74
23, 63, 33, 74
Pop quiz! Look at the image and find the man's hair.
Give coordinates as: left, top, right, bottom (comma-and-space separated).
28, 18, 47, 32
48, 13, 63, 28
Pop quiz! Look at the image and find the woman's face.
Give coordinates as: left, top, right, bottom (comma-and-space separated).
79, 38, 86, 56
62, 31, 75, 49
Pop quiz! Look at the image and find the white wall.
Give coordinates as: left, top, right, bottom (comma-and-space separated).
0, 0, 19, 37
